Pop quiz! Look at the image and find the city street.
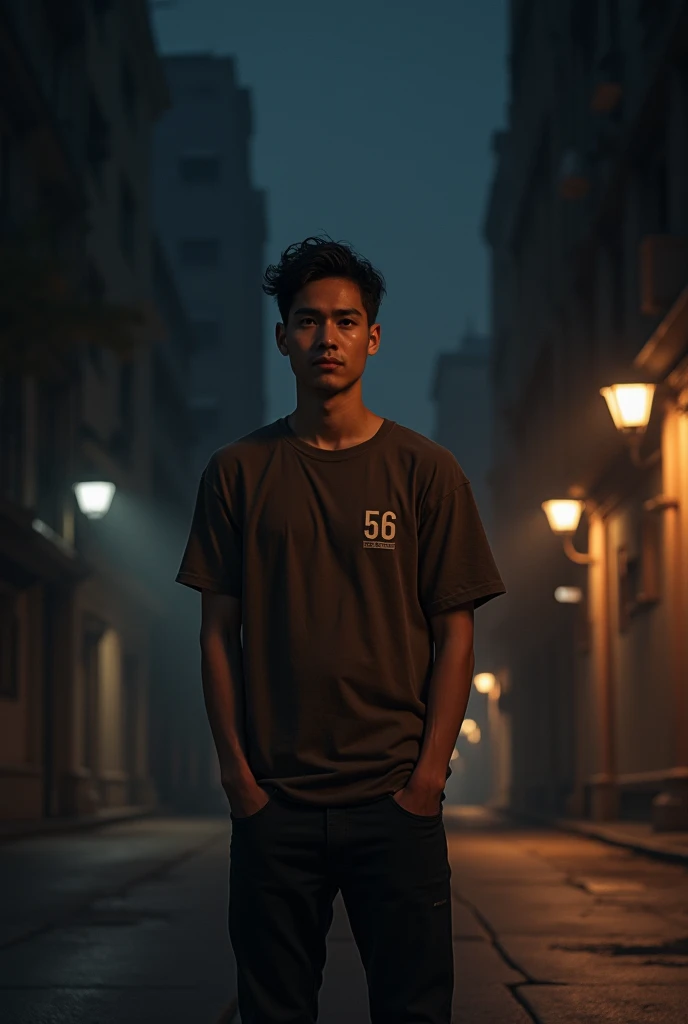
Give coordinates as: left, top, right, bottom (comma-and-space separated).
1, 811, 687, 1023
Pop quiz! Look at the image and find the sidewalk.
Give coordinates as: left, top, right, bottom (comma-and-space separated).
0, 805, 155, 842
511, 808, 688, 864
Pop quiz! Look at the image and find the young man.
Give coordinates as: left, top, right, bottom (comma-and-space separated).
176, 236, 505, 1024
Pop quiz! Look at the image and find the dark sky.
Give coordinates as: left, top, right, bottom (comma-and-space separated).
152, 0, 507, 438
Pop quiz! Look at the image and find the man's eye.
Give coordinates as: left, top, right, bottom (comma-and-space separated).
339, 319, 354, 327
299, 318, 315, 326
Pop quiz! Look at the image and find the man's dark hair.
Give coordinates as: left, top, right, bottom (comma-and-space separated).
263, 236, 386, 325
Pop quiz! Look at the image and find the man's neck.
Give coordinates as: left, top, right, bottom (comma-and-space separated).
287, 398, 384, 451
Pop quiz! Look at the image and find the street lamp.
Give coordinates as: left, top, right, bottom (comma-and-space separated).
600, 383, 656, 466
466, 726, 482, 745
474, 672, 497, 695
541, 499, 593, 565
554, 586, 583, 604
460, 719, 478, 738
600, 383, 655, 434
73, 481, 116, 519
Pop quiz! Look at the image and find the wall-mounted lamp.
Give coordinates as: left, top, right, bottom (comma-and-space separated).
466, 726, 482, 745
541, 499, 594, 565
600, 382, 657, 466
474, 672, 497, 695
73, 481, 116, 519
601, 382, 681, 511
554, 586, 584, 604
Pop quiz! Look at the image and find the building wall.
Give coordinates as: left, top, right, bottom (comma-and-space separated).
0, 0, 168, 820
153, 54, 266, 475
430, 331, 502, 804
486, 0, 688, 821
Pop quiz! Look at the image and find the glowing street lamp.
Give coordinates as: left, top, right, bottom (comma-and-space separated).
541, 499, 585, 535
600, 382, 659, 468
555, 586, 583, 604
73, 481, 116, 519
474, 672, 497, 695
466, 726, 482, 745
542, 499, 593, 565
460, 719, 478, 737
600, 383, 655, 435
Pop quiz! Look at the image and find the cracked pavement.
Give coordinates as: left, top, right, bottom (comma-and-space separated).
1, 809, 687, 1022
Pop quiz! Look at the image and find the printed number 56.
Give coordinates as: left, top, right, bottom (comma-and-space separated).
364, 510, 397, 540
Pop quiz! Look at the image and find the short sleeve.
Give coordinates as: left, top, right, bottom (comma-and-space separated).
175, 455, 242, 597
418, 481, 506, 616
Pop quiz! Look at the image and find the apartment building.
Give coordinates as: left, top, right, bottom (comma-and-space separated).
153, 54, 266, 478
0, 0, 170, 820
485, 0, 688, 827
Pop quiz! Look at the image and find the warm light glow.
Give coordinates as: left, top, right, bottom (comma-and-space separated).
542, 499, 585, 535
73, 481, 116, 519
488, 681, 501, 702
466, 726, 482, 745
600, 383, 655, 432
474, 672, 497, 694
555, 586, 583, 605
460, 719, 478, 737
450, 748, 460, 762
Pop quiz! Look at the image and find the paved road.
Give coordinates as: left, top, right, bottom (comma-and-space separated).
1, 810, 687, 1023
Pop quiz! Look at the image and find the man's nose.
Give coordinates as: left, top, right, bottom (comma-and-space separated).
315, 320, 337, 345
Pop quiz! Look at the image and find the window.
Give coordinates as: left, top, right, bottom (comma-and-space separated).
118, 177, 136, 265
179, 237, 221, 267
179, 153, 221, 184
0, 373, 24, 500
188, 83, 216, 101
0, 592, 20, 700
191, 318, 221, 349
190, 396, 219, 435
121, 52, 137, 128
87, 91, 110, 182
0, 131, 11, 222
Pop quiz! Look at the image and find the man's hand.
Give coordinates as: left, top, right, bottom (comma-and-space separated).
393, 771, 444, 817
223, 774, 271, 819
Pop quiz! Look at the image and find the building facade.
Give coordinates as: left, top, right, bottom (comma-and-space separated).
148, 236, 218, 811
153, 54, 267, 479
0, 0, 170, 820
430, 330, 507, 805
486, 0, 688, 826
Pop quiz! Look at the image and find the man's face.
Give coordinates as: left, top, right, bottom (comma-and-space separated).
276, 277, 381, 394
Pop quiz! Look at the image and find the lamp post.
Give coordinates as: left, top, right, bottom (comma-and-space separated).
73, 481, 116, 520
541, 498, 593, 565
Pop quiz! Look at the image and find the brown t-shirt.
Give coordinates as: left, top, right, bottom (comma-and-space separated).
176, 416, 505, 806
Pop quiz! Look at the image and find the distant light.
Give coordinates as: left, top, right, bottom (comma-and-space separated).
450, 748, 460, 762
460, 719, 478, 737
73, 481, 116, 519
466, 726, 482, 745
555, 586, 583, 605
542, 499, 585, 535
474, 672, 497, 694
488, 681, 501, 702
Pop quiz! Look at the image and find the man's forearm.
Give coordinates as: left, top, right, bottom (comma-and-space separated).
412, 637, 476, 791
200, 629, 254, 785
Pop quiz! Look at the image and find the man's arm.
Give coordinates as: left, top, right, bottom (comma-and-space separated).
200, 591, 268, 817
397, 602, 475, 814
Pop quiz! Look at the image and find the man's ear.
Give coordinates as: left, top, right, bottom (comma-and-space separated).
275, 322, 288, 356
367, 323, 381, 356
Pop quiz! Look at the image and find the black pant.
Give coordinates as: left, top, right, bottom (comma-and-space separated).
228, 790, 454, 1023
